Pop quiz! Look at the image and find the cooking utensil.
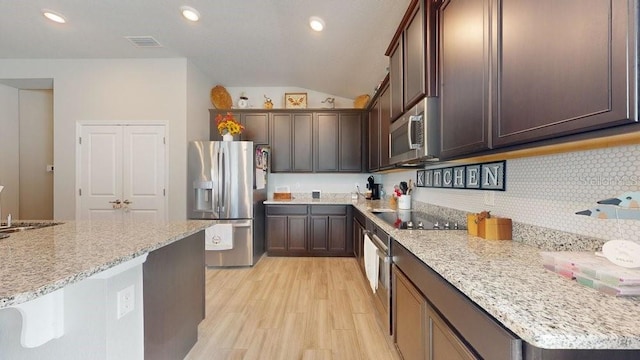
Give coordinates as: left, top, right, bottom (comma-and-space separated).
408, 179, 413, 194
399, 181, 408, 195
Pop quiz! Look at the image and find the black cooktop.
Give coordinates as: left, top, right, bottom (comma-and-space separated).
373, 210, 465, 230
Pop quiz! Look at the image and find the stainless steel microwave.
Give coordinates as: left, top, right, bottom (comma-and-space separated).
389, 97, 440, 165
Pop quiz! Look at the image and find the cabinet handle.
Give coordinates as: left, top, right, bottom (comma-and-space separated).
123, 200, 132, 205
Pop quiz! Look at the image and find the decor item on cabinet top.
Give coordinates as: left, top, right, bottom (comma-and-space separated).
238, 92, 249, 108
210, 85, 233, 109
575, 191, 640, 269
216, 112, 244, 137
284, 92, 307, 109
321, 97, 335, 109
417, 160, 506, 191
353, 94, 370, 109
263, 95, 273, 109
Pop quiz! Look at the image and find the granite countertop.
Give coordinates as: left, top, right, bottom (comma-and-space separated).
266, 195, 640, 350
0, 220, 213, 309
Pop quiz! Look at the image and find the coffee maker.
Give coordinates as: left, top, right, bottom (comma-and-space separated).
367, 176, 381, 200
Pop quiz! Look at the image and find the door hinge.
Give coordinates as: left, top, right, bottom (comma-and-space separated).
78, 137, 82, 145
79, 189, 82, 196
163, 137, 166, 144
163, 189, 166, 196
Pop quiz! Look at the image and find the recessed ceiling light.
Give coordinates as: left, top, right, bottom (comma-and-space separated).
309, 16, 325, 32
181, 6, 200, 22
42, 9, 66, 24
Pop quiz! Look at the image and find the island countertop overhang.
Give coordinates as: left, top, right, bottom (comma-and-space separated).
0, 220, 213, 308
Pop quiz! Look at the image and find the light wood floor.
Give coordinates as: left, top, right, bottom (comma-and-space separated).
184, 256, 401, 360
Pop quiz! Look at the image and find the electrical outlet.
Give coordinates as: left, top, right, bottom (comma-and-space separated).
117, 285, 134, 319
483, 191, 495, 206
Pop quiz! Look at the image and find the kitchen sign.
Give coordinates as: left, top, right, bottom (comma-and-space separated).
416, 160, 506, 191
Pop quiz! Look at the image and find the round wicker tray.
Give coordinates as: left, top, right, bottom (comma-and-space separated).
210, 85, 233, 109
354, 94, 370, 109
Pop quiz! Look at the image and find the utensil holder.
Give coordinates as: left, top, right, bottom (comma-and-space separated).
398, 195, 411, 210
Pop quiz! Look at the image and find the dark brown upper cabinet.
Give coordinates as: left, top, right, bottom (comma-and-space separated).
368, 78, 392, 172
314, 111, 364, 173
389, 39, 404, 121
492, 0, 637, 147
387, 0, 438, 123
437, 0, 638, 160
270, 112, 314, 173
403, 3, 424, 108
438, 0, 492, 159
239, 112, 269, 144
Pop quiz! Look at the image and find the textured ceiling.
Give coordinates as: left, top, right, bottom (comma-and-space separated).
0, 0, 411, 98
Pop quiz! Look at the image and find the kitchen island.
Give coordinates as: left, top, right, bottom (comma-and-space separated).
267, 194, 640, 357
0, 220, 212, 360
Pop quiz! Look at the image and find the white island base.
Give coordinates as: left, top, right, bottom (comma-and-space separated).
0, 256, 146, 359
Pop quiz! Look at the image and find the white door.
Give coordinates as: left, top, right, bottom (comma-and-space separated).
79, 124, 166, 221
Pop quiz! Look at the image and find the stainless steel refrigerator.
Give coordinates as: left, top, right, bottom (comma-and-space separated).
187, 141, 269, 267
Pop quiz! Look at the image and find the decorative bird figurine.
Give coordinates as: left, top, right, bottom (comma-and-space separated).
597, 192, 640, 209
321, 97, 335, 109
575, 206, 640, 220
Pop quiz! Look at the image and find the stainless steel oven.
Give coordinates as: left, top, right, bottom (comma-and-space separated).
389, 97, 440, 165
364, 229, 392, 336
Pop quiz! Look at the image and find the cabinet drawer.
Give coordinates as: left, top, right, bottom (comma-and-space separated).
354, 208, 367, 226
266, 205, 308, 215
366, 219, 390, 243
310, 205, 347, 216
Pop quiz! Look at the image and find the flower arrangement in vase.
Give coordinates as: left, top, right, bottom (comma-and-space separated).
216, 112, 244, 140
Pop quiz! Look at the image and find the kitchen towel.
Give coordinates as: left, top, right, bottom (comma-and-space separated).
363, 233, 379, 293
205, 224, 233, 251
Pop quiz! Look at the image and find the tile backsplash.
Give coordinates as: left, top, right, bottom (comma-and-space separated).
383, 144, 640, 243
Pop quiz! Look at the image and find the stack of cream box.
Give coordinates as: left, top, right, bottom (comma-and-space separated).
541, 251, 640, 296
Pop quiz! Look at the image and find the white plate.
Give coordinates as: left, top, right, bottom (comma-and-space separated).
602, 240, 640, 268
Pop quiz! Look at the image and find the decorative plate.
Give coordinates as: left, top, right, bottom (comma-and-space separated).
354, 94, 370, 109
210, 85, 233, 109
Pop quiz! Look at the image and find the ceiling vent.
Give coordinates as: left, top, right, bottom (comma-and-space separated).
124, 36, 163, 48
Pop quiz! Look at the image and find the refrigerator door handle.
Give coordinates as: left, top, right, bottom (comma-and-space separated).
215, 144, 223, 214
222, 144, 232, 217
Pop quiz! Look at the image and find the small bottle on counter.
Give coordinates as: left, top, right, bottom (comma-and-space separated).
389, 196, 397, 209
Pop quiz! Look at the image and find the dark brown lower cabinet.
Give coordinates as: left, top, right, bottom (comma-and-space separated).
266, 205, 308, 255
266, 204, 353, 256
394, 266, 477, 360
143, 231, 205, 360
393, 240, 640, 359
352, 208, 366, 274
394, 266, 428, 360
393, 240, 519, 360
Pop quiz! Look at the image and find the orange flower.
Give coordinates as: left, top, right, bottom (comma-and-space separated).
216, 112, 244, 135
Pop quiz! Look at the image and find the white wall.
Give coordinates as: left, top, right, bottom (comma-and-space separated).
19, 89, 54, 220
186, 61, 214, 142
268, 173, 373, 195
382, 144, 640, 242
0, 59, 190, 220
0, 84, 20, 220
224, 86, 355, 110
